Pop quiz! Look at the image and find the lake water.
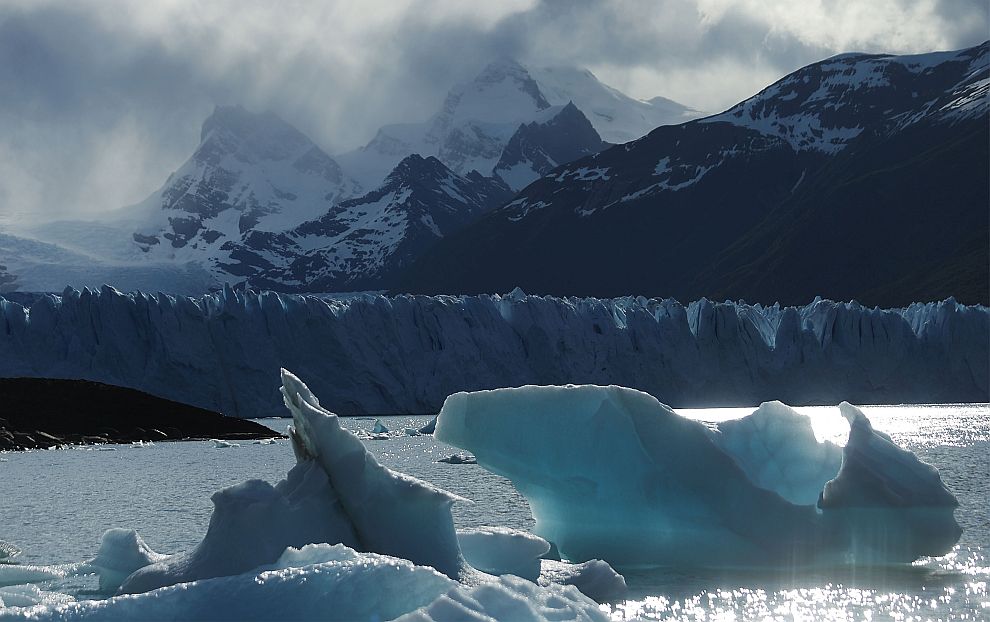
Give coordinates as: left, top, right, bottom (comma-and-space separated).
0, 404, 987, 620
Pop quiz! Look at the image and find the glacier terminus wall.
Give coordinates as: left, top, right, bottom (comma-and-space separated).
0, 286, 985, 418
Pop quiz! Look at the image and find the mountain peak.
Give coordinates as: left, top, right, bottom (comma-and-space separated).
387, 154, 449, 182
200, 105, 281, 143
452, 57, 551, 113
476, 57, 530, 81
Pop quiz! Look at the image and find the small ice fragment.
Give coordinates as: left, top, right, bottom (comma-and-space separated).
418, 416, 438, 435
457, 526, 549, 580
87, 528, 167, 593
212, 439, 240, 449
0, 541, 19, 561
539, 559, 627, 603
372, 420, 389, 434
437, 453, 476, 464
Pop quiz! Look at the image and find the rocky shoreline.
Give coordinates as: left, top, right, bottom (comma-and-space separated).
0, 377, 280, 450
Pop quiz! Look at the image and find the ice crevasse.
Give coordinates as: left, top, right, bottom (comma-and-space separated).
436, 385, 962, 569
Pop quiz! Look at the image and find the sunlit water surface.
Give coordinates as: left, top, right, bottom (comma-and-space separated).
1, 404, 987, 621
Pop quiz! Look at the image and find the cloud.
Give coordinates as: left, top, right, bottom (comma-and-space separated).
0, 0, 984, 223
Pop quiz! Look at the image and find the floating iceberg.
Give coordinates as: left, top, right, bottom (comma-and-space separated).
372, 419, 390, 434
0, 543, 18, 562
538, 559, 627, 604
436, 385, 962, 568
118, 369, 470, 594
438, 453, 477, 465
456, 527, 550, 581
419, 416, 438, 435
4, 370, 616, 621
87, 529, 167, 593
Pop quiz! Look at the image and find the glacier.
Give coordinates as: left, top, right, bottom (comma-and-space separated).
0, 287, 985, 418
435, 385, 962, 568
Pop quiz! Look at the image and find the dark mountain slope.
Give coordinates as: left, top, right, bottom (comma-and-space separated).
704, 120, 989, 306
396, 43, 989, 305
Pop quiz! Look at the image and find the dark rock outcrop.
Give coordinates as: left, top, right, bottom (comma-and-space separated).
0, 378, 279, 450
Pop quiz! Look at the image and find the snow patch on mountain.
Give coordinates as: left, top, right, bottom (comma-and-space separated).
706, 43, 989, 153
226, 155, 511, 291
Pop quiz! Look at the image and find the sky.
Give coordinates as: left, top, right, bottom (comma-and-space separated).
0, 0, 986, 224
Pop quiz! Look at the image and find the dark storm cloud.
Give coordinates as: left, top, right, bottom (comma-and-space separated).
0, 0, 985, 223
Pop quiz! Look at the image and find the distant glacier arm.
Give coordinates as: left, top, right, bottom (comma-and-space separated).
0, 286, 985, 417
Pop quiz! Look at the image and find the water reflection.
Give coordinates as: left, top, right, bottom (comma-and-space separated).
608, 552, 989, 620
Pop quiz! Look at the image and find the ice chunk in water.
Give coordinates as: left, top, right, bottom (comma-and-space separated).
120, 459, 358, 593
0, 543, 18, 562
457, 527, 550, 581
118, 369, 471, 593
539, 559, 627, 603
817, 402, 962, 562
87, 529, 167, 593
436, 385, 961, 568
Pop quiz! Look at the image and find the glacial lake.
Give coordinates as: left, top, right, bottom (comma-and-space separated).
1, 404, 987, 620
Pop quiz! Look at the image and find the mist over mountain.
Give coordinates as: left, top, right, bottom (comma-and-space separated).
7, 58, 682, 294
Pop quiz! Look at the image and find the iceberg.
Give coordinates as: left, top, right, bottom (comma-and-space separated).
87, 529, 167, 593
453, 527, 626, 601
0, 370, 625, 622
456, 527, 550, 581
438, 453, 477, 464
436, 384, 962, 568
119, 368, 469, 593
0, 288, 984, 418
538, 559, 627, 603
2, 371, 616, 621
0, 543, 18, 562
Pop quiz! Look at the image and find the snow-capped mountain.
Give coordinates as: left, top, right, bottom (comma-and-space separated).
129, 105, 361, 260
528, 66, 699, 142
7, 63, 695, 295
398, 43, 990, 307
14, 106, 367, 292
493, 102, 608, 191
707, 45, 990, 152
222, 154, 511, 292
336, 58, 699, 190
